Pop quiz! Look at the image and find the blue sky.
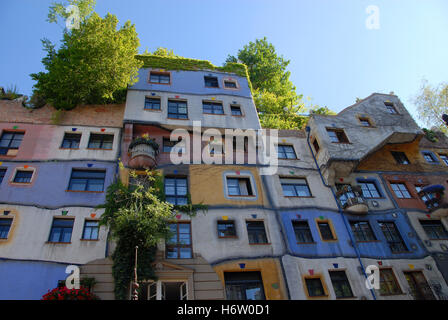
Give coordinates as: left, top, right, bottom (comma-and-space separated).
1, 0, 447, 126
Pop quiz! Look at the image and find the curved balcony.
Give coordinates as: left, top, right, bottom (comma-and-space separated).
336, 185, 368, 214
128, 137, 159, 170
418, 185, 448, 218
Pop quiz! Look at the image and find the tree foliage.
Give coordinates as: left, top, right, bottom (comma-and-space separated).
414, 80, 448, 134
31, 0, 142, 110
226, 37, 328, 129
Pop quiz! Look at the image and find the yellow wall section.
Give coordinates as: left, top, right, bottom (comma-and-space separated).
189, 165, 268, 206
213, 258, 287, 300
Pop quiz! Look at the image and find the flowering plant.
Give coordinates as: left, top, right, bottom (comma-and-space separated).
41, 286, 99, 300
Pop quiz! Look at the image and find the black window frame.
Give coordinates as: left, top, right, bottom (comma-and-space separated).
226, 177, 254, 197
48, 218, 74, 243
317, 221, 336, 241
350, 220, 376, 242
87, 133, 114, 150
378, 221, 408, 253
358, 181, 381, 199
167, 100, 188, 119
204, 76, 219, 88
202, 101, 224, 115
224, 271, 265, 300
439, 154, 448, 166
144, 97, 161, 110
224, 80, 238, 89
13, 170, 33, 183
280, 178, 312, 197
166, 222, 192, 259
61, 133, 81, 149
384, 101, 398, 114
329, 270, 354, 299
217, 220, 237, 238
164, 176, 188, 205
391, 151, 410, 165
0, 131, 24, 155
149, 71, 170, 84
246, 220, 268, 244
0, 218, 13, 239
82, 220, 99, 240
420, 220, 448, 240
67, 169, 106, 192
277, 144, 297, 159
292, 220, 314, 243
0, 168, 7, 184
230, 105, 242, 116
390, 183, 412, 199
326, 128, 349, 143
305, 277, 326, 297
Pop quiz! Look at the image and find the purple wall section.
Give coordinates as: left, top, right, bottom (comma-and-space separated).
0, 161, 117, 208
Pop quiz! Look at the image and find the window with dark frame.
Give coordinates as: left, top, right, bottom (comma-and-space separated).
326, 129, 349, 143
144, 97, 161, 110
317, 221, 336, 240
82, 220, 99, 240
0, 218, 13, 239
422, 152, 437, 163
390, 183, 412, 199
13, 170, 33, 183
88, 134, 114, 149
329, 271, 354, 299
277, 145, 297, 159
246, 221, 268, 244
350, 221, 376, 242
384, 101, 398, 114
292, 220, 314, 243
379, 268, 402, 295
203, 101, 224, 115
305, 277, 326, 297
0, 131, 24, 155
149, 71, 170, 84
166, 222, 192, 259
359, 118, 372, 127
420, 220, 448, 240
358, 181, 381, 198
336, 184, 355, 206
217, 220, 237, 238
224, 80, 237, 88
164, 177, 188, 205
224, 271, 265, 300
204, 76, 219, 88
227, 177, 254, 196
168, 100, 188, 119
48, 218, 74, 243
68, 169, 106, 192
439, 154, 448, 166
391, 151, 410, 164
61, 133, 81, 149
378, 221, 408, 253
163, 137, 184, 154
280, 178, 311, 197
0, 168, 7, 184
231, 105, 242, 116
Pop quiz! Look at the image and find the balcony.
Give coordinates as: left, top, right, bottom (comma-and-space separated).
128, 136, 159, 169
417, 185, 448, 218
336, 185, 368, 214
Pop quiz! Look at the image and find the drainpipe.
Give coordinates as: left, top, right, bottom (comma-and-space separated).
305, 126, 377, 300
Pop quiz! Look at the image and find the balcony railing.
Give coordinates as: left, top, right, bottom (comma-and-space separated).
336, 185, 368, 214
417, 185, 448, 217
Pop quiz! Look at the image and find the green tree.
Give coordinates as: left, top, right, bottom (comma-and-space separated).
413, 80, 448, 134
31, 0, 142, 110
226, 37, 321, 129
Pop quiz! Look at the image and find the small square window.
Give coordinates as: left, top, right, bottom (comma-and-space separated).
224, 80, 237, 89
0, 218, 13, 239
204, 76, 219, 88
231, 105, 242, 116
217, 220, 236, 238
390, 183, 412, 199
326, 129, 349, 143
82, 220, 99, 240
439, 154, 448, 166
350, 221, 376, 242
422, 152, 437, 163
358, 181, 381, 198
277, 145, 297, 159
0, 131, 24, 156
305, 277, 326, 297
13, 170, 33, 183
292, 220, 314, 243
227, 177, 254, 196
61, 133, 81, 149
49, 218, 74, 243
88, 134, 114, 150
246, 220, 268, 244
280, 178, 311, 197
317, 221, 336, 241
359, 118, 372, 127
168, 100, 188, 119
391, 151, 410, 165
384, 101, 398, 114
144, 97, 161, 110
149, 71, 170, 84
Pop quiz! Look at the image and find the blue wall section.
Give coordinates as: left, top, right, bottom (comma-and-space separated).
279, 209, 428, 259
130, 69, 252, 98
0, 259, 69, 300
0, 161, 117, 208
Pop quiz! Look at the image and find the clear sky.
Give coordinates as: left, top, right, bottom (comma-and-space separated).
1, 0, 447, 126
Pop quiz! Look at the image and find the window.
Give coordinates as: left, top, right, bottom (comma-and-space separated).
230, 105, 242, 116
277, 145, 297, 159
350, 221, 376, 242
224, 272, 265, 300
420, 220, 448, 240
384, 101, 398, 114
139, 281, 188, 300
336, 184, 355, 206
0, 131, 24, 155
88, 134, 114, 149
404, 271, 436, 300
168, 100, 188, 119
149, 71, 170, 84
390, 183, 412, 199
422, 152, 437, 164
224, 80, 237, 89
292, 220, 314, 243
317, 221, 336, 241
48, 218, 74, 243
82, 220, 99, 240
378, 221, 408, 253
61, 133, 81, 149
165, 177, 188, 205
68, 169, 106, 192
203, 101, 224, 115
329, 271, 354, 299
391, 151, 410, 164
227, 177, 254, 196
13, 170, 33, 183
358, 181, 381, 198
280, 178, 311, 197
0, 218, 12, 239
379, 268, 402, 295
359, 118, 372, 127
312, 139, 320, 154
326, 129, 349, 143
246, 221, 268, 244
166, 222, 192, 259
304, 277, 326, 297
204, 76, 219, 88
217, 220, 236, 238
439, 154, 448, 166
144, 97, 161, 110
0, 168, 6, 184
163, 138, 184, 153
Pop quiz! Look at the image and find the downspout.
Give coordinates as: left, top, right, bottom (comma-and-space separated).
305, 126, 377, 300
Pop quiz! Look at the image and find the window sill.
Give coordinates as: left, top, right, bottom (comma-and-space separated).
284, 196, 314, 198
80, 239, 99, 241
46, 241, 71, 244
203, 113, 226, 116
59, 148, 80, 150
218, 236, 238, 239
148, 82, 171, 85
143, 108, 162, 112
321, 239, 338, 243
86, 148, 113, 151
296, 242, 317, 245
249, 243, 271, 246
167, 117, 189, 120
